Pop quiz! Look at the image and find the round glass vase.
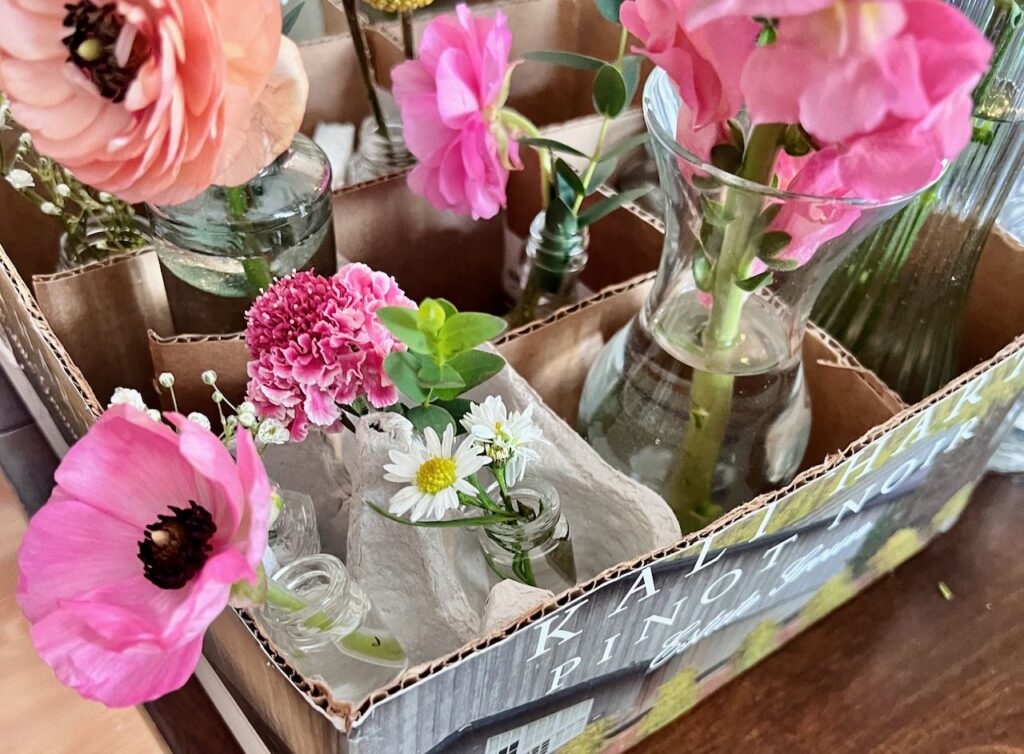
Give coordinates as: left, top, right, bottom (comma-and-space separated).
257, 554, 407, 701
478, 477, 577, 593
812, 0, 1024, 404
577, 68, 927, 533
264, 484, 321, 576
57, 216, 150, 270
346, 118, 415, 185
505, 212, 591, 328
148, 134, 334, 298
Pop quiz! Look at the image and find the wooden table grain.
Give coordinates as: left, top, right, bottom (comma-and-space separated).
12, 474, 1023, 752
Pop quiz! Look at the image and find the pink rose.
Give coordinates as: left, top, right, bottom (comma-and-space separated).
17, 406, 270, 706
621, 0, 759, 129
0, 0, 307, 205
392, 4, 519, 220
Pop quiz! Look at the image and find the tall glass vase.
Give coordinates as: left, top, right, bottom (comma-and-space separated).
577, 69, 928, 533
813, 0, 1024, 404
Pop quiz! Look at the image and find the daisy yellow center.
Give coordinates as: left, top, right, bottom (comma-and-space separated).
416, 457, 457, 494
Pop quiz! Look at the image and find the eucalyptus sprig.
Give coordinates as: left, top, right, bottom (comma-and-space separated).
376, 299, 508, 434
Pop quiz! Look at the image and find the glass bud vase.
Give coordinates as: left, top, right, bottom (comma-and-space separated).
148, 134, 334, 298
478, 477, 577, 593
57, 216, 150, 270
257, 554, 407, 701
813, 0, 1024, 404
346, 118, 416, 185
505, 212, 591, 328
578, 68, 926, 533
264, 485, 321, 576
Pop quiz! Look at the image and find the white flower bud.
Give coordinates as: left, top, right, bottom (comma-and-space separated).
0, 101, 11, 126
187, 412, 212, 430
238, 412, 257, 429
212, 390, 224, 404
239, 401, 256, 416
97, 191, 112, 202
55, 183, 72, 198
18, 131, 31, 146
201, 370, 218, 385
108, 387, 148, 412
158, 372, 175, 388
256, 419, 290, 446
147, 409, 162, 422
5, 169, 34, 191
39, 201, 61, 216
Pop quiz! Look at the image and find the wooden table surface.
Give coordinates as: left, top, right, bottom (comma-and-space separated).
6, 474, 1023, 752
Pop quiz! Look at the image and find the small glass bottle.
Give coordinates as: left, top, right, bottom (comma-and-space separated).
264, 486, 320, 575
346, 118, 415, 185
148, 134, 334, 298
505, 212, 592, 328
257, 554, 408, 701
57, 216, 149, 270
478, 477, 578, 593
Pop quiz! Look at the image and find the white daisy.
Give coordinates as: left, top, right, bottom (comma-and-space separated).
383, 424, 490, 522
460, 396, 546, 485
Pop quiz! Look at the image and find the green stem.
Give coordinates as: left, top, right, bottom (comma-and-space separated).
340, 0, 392, 146
665, 123, 785, 531
400, 11, 415, 59
501, 109, 551, 209
264, 581, 406, 666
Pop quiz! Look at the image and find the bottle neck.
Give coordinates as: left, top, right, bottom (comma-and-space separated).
356, 117, 416, 174
483, 477, 563, 554
262, 554, 368, 651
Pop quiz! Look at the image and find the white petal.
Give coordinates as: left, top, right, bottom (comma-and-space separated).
440, 423, 456, 456
423, 427, 442, 457
389, 486, 422, 517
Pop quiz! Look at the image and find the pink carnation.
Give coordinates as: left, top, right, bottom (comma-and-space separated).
392, 4, 519, 220
245, 264, 414, 441
17, 406, 270, 706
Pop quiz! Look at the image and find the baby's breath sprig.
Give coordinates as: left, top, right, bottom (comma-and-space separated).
0, 92, 147, 266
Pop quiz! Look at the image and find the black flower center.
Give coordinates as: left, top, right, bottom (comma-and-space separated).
62, 0, 151, 103
138, 501, 217, 590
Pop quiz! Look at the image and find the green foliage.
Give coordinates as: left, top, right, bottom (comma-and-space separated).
640, 667, 701, 737
800, 567, 856, 627
867, 528, 922, 575
524, 50, 605, 71
593, 65, 628, 117
281, 1, 305, 34
379, 299, 508, 416
733, 619, 780, 672
594, 0, 626, 22
577, 188, 652, 227
517, 137, 588, 159
557, 718, 613, 754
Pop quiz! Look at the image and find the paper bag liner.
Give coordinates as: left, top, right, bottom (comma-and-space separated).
32, 249, 172, 409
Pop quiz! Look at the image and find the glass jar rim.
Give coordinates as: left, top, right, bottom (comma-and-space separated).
642, 67, 941, 210
269, 553, 351, 624
484, 476, 561, 538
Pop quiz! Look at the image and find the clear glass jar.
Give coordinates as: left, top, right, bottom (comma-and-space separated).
257, 554, 407, 701
578, 68, 928, 533
148, 134, 335, 298
57, 216, 149, 270
813, 0, 1024, 403
478, 477, 577, 593
505, 212, 592, 328
346, 118, 415, 185
264, 486, 320, 576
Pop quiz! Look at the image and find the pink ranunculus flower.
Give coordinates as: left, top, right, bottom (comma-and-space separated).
621, 0, 759, 129
737, 0, 991, 198
0, 0, 307, 205
245, 264, 414, 442
16, 405, 271, 706
392, 4, 519, 220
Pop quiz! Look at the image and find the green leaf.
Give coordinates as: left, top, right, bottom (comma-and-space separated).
281, 1, 305, 34
699, 220, 721, 257
435, 298, 459, 319
376, 306, 431, 354
598, 132, 650, 163
757, 203, 783, 229
433, 349, 506, 400
434, 398, 474, 427
594, 0, 626, 22
517, 137, 588, 159
523, 50, 605, 71
364, 501, 518, 528
555, 159, 586, 201
406, 404, 456, 435
544, 194, 579, 237
727, 119, 745, 151
417, 360, 465, 390
701, 196, 735, 227
763, 257, 801, 272
621, 55, 643, 104
439, 312, 507, 354
736, 270, 774, 292
593, 64, 628, 118
710, 144, 742, 174
585, 158, 618, 194
758, 230, 792, 259
693, 254, 713, 292
417, 299, 448, 336
384, 351, 429, 403
577, 187, 651, 227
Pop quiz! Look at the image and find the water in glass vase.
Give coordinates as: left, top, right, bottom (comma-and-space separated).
578, 291, 810, 531
149, 134, 334, 298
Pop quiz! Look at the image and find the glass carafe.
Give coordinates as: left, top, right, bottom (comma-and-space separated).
257, 554, 407, 701
578, 68, 928, 533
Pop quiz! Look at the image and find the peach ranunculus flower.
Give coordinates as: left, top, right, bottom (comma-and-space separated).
0, 0, 308, 205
